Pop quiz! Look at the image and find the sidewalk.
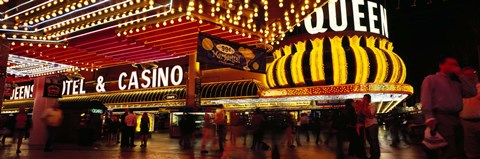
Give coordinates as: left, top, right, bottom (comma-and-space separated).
0, 128, 426, 159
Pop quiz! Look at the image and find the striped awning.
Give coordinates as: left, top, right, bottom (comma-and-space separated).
2, 80, 263, 110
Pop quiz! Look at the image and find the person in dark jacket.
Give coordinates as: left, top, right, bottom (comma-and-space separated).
14, 107, 30, 154
120, 109, 129, 147
140, 113, 150, 147
336, 99, 360, 159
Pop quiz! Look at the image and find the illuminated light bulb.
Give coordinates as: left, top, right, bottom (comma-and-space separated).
155, 23, 160, 27
129, 29, 133, 34
163, 21, 167, 26
228, 29, 232, 33
91, 0, 96, 3
142, 26, 146, 31
178, 17, 182, 22
117, 33, 121, 36
12, 35, 16, 38
123, 31, 127, 35
77, 3, 82, 8
170, 19, 174, 24
199, 19, 203, 24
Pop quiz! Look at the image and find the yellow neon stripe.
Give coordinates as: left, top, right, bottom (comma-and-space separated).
310, 38, 325, 85
329, 36, 347, 85
396, 54, 407, 84
266, 60, 277, 88
291, 41, 306, 86
275, 45, 292, 87
348, 35, 369, 84
380, 40, 400, 83
366, 36, 387, 83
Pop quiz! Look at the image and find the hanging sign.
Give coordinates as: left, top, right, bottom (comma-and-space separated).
197, 33, 266, 73
44, 77, 63, 98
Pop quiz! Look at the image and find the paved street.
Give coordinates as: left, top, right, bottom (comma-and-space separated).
0, 128, 426, 159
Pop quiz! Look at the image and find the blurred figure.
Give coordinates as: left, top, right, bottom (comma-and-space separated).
336, 99, 357, 159
251, 108, 265, 150
460, 67, 480, 159
230, 111, 242, 146
296, 113, 310, 146
78, 113, 93, 146
362, 94, 380, 159
200, 109, 215, 154
120, 109, 129, 147
140, 113, 150, 147
109, 116, 120, 144
421, 57, 476, 158
270, 112, 288, 159
41, 103, 63, 152
124, 110, 137, 147
103, 112, 113, 143
214, 107, 227, 152
179, 112, 195, 149
1, 115, 15, 145
352, 100, 368, 159
389, 107, 402, 147
14, 106, 30, 154
285, 113, 295, 148
311, 112, 322, 145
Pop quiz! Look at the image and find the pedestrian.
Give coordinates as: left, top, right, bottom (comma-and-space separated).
214, 107, 227, 152
78, 113, 93, 146
460, 67, 480, 159
296, 113, 310, 146
352, 100, 368, 159
421, 57, 476, 158
230, 111, 242, 146
41, 103, 63, 152
1, 115, 15, 145
361, 94, 380, 159
110, 116, 120, 144
311, 112, 323, 145
103, 112, 113, 143
389, 107, 402, 147
200, 109, 215, 154
120, 109, 129, 147
336, 99, 357, 159
285, 113, 295, 148
251, 108, 265, 150
124, 110, 137, 147
140, 112, 150, 147
179, 112, 195, 148
14, 106, 30, 154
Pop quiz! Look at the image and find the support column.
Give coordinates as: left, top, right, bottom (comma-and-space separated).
186, 53, 200, 107
0, 39, 9, 112
29, 76, 59, 145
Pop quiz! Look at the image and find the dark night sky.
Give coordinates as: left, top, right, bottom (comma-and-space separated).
386, 0, 480, 104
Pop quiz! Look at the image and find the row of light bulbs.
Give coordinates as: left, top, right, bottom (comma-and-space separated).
117, 16, 254, 40
23, 0, 99, 27
11, 41, 67, 48
0, 0, 9, 5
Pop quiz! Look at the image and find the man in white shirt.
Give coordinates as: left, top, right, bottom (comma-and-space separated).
461, 67, 480, 159
362, 94, 380, 159
124, 110, 137, 147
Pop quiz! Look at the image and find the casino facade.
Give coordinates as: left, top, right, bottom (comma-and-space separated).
0, 0, 412, 141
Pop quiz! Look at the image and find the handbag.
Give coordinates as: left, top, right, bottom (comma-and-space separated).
422, 127, 448, 150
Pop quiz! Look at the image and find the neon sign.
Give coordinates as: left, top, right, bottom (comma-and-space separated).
305, 0, 389, 37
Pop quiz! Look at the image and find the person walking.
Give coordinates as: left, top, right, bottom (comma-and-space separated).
311, 113, 323, 145
214, 107, 227, 152
230, 111, 242, 146
251, 108, 265, 150
336, 99, 358, 159
460, 67, 480, 159
124, 110, 137, 147
299, 113, 310, 144
120, 109, 129, 147
352, 100, 368, 159
421, 57, 476, 159
41, 103, 63, 152
200, 109, 215, 154
140, 113, 150, 147
362, 94, 381, 159
14, 106, 30, 154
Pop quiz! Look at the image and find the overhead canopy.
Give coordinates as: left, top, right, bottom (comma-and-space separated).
2, 80, 264, 110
